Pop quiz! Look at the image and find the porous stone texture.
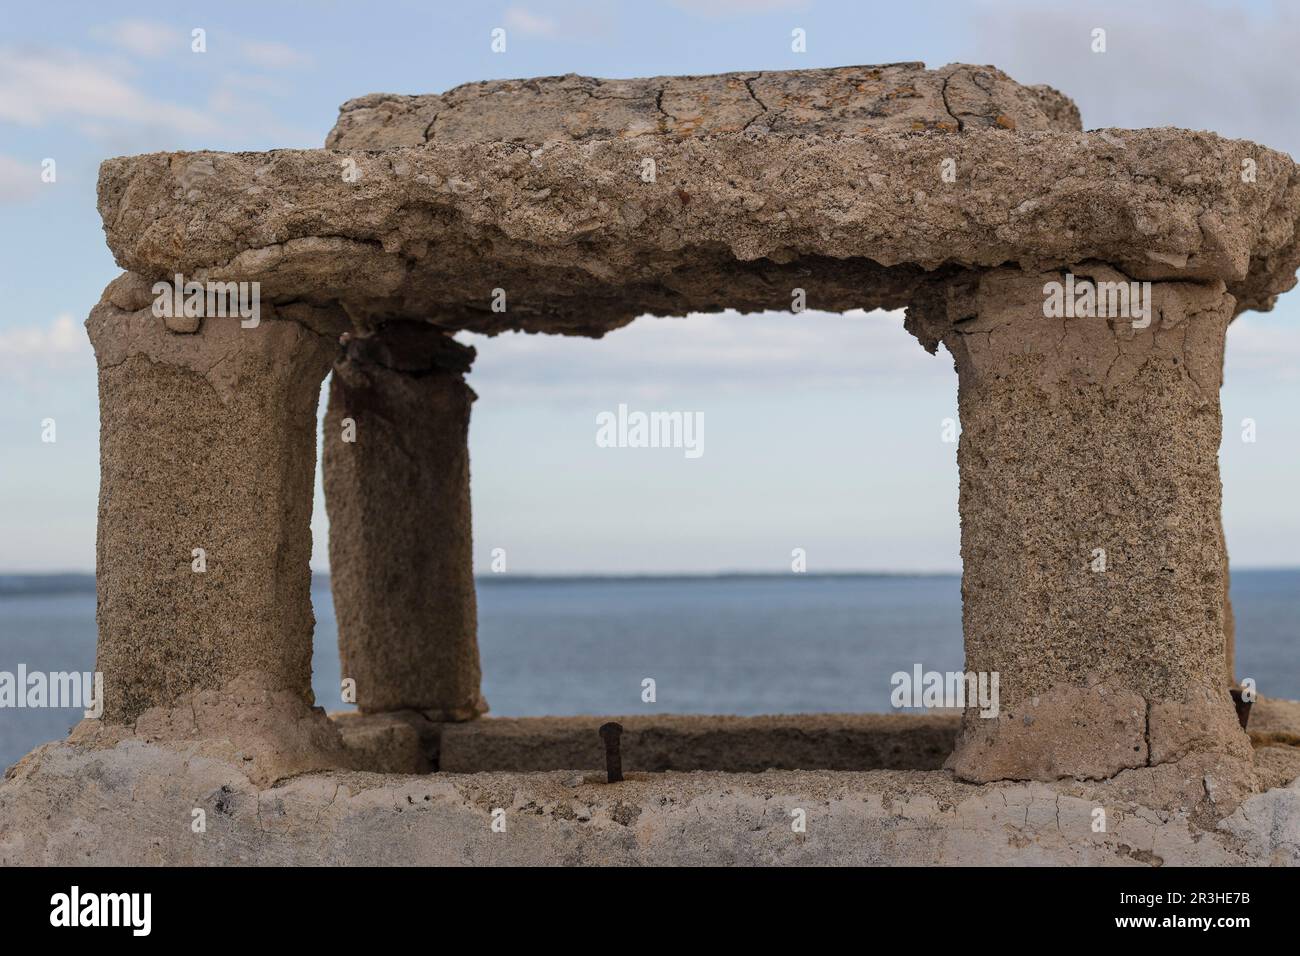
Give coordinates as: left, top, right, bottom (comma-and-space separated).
1255, 746, 1300, 791
323, 323, 485, 719
62, 672, 350, 787
97, 131, 1300, 337
1252, 700, 1300, 791
1249, 696, 1300, 747
907, 267, 1252, 781
1222, 529, 1235, 683
86, 275, 340, 721
331, 710, 441, 774
325, 63, 1082, 149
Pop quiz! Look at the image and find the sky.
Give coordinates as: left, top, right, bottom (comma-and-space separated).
1, 0, 1298, 574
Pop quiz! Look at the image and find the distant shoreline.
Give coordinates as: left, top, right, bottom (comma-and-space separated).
4, 567, 1300, 597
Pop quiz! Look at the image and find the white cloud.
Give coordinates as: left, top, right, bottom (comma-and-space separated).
459, 302, 1300, 403
1225, 310, 1300, 384
0, 154, 42, 202
669, 0, 811, 16
0, 314, 92, 379
503, 6, 560, 36
965, 0, 1300, 158
93, 19, 312, 70
240, 40, 313, 70
461, 308, 953, 401
217, 72, 292, 96
95, 19, 185, 58
0, 47, 217, 135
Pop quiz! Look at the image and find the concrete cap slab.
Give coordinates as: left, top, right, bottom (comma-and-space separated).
95, 64, 1300, 338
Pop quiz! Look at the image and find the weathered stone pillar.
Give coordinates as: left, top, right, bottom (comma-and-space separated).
323, 321, 486, 719
907, 266, 1252, 782
87, 275, 335, 723
1222, 526, 1237, 686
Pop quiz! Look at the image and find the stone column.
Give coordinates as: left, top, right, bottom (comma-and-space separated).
907, 266, 1252, 782
1219, 330, 1237, 688
323, 322, 486, 720
87, 275, 335, 723
1222, 526, 1237, 687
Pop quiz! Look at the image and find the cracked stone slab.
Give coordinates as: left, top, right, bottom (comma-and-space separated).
98, 127, 1300, 338
325, 63, 1082, 149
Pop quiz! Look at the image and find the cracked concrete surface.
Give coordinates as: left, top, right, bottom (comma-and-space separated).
0, 719, 1294, 866
96, 126, 1300, 337
325, 63, 1081, 149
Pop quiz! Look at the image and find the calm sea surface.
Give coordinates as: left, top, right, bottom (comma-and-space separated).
1, 571, 1296, 769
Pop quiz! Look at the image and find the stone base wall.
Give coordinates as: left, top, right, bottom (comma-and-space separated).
1, 738, 1291, 866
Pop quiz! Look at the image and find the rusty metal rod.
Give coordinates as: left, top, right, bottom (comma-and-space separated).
599, 721, 624, 783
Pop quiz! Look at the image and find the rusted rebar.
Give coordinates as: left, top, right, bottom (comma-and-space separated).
599, 722, 624, 783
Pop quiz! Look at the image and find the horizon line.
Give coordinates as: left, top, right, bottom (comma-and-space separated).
3, 566, 1299, 586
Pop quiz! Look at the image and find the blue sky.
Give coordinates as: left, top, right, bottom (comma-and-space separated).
1, 0, 1298, 573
